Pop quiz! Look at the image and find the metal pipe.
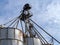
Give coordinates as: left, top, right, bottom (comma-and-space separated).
3, 17, 18, 25
30, 19, 60, 44
32, 28, 45, 44
33, 26, 48, 44
8, 18, 18, 27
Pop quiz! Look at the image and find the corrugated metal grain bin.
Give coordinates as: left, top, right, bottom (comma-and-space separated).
0, 27, 23, 45
24, 38, 42, 45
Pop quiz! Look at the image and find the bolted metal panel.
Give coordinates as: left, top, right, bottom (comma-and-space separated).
19, 41, 23, 45
27, 38, 34, 45
15, 29, 22, 40
34, 38, 42, 45
1, 40, 8, 45
24, 38, 42, 45
0, 29, 7, 39
8, 29, 14, 38
12, 40, 17, 45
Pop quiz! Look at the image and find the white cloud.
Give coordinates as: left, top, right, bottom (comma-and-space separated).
0, 0, 60, 44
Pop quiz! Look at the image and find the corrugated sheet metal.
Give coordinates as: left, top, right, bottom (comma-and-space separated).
0, 27, 23, 45
24, 38, 42, 45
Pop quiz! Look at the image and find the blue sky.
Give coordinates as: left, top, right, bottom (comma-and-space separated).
0, 0, 60, 45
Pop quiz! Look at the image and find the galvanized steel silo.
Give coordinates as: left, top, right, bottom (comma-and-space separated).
24, 38, 42, 45
0, 27, 23, 45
